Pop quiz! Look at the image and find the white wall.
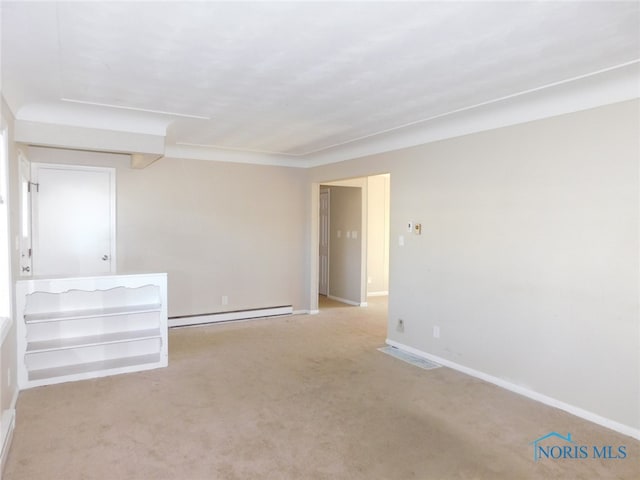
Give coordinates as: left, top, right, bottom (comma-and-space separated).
326, 185, 362, 304
367, 174, 389, 295
307, 100, 640, 433
1, 96, 18, 430
26, 147, 308, 317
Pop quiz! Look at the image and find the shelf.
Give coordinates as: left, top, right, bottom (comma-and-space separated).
24, 303, 162, 324
26, 328, 162, 353
28, 352, 162, 381
17, 274, 168, 389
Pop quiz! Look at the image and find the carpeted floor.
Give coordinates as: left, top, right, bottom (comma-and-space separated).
4, 297, 638, 479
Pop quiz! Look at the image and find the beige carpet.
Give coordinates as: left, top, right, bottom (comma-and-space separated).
4, 297, 639, 479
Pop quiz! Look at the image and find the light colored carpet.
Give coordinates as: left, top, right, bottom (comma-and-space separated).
4, 297, 638, 479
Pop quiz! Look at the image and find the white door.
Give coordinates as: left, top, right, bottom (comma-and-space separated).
31, 163, 116, 276
319, 189, 330, 296
18, 150, 32, 276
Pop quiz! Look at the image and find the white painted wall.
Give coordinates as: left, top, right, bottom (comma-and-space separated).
367, 174, 389, 295
1, 96, 19, 429
307, 100, 640, 433
326, 185, 362, 304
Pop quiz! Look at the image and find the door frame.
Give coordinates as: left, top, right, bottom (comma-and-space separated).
30, 162, 117, 275
310, 174, 391, 312
318, 188, 330, 296
17, 149, 32, 276
310, 178, 368, 312
0, 124, 11, 320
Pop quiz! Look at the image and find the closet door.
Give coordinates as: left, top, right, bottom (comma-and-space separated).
31, 163, 116, 276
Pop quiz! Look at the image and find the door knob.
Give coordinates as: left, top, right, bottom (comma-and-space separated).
102, 255, 109, 261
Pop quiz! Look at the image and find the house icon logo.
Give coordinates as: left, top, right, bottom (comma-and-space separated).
530, 432, 575, 461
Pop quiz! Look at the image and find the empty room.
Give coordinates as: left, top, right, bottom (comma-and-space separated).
0, 1, 638, 479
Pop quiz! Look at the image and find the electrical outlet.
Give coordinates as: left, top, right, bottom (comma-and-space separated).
433, 326, 440, 339
221, 295, 228, 306
397, 318, 404, 332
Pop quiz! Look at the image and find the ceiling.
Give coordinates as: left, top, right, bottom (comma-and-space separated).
1, 1, 639, 167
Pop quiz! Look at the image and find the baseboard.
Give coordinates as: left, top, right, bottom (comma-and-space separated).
169, 305, 293, 328
293, 309, 319, 315
367, 291, 388, 297
327, 295, 367, 307
0, 408, 15, 479
386, 339, 640, 441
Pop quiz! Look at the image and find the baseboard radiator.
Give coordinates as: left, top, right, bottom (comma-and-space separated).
168, 305, 293, 328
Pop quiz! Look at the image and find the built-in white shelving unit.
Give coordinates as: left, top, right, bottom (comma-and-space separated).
16, 273, 168, 389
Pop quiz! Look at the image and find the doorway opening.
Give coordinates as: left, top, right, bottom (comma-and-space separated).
313, 174, 390, 314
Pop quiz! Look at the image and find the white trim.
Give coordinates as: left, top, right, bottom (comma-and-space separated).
9, 389, 17, 412
0, 128, 11, 322
60, 98, 210, 121
0, 408, 15, 479
163, 144, 296, 168
0, 318, 10, 346
308, 309, 320, 315
367, 291, 388, 297
327, 295, 367, 307
168, 306, 293, 328
15, 121, 166, 155
386, 339, 640, 441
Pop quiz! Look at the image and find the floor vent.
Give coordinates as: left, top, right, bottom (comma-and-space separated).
378, 346, 442, 370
